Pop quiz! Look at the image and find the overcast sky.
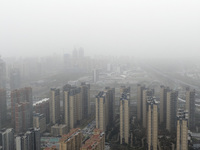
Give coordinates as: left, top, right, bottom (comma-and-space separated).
0, 0, 200, 58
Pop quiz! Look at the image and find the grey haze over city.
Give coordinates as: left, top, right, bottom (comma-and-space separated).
1, 1, 200, 150
1, 0, 200, 58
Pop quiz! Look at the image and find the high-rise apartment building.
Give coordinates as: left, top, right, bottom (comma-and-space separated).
120, 87, 130, 144
0, 89, 6, 129
96, 92, 106, 132
137, 84, 145, 122
147, 97, 158, 150
50, 88, 60, 124
80, 129, 105, 150
176, 109, 188, 150
10, 68, 21, 90
33, 98, 50, 124
96, 87, 115, 132
33, 113, 46, 133
80, 82, 90, 119
11, 87, 33, 130
59, 128, 82, 150
15, 102, 31, 133
51, 124, 68, 136
0, 57, 6, 89
166, 90, 178, 132
142, 88, 154, 128
0, 128, 14, 150
15, 128, 41, 150
63, 85, 82, 129
185, 87, 195, 130
159, 86, 170, 125
104, 87, 115, 129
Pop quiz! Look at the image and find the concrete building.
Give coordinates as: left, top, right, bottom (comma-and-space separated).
11, 87, 33, 130
15, 102, 31, 133
96, 92, 106, 132
16, 128, 41, 150
104, 87, 115, 129
176, 109, 188, 150
137, 84, 145, 122
185, 87, 195, 130
59, 128, 82, 150
159, 86, 170, 126
96, 87, 115, 132
33, 98, 50, 124
80, 129, 105, 150
50, 88, 60, 124
10, 68, 21, 90
0, 128, 14, 150
166, 90, 178, 132
147, 97, 158, 150
63, 84, 82, 129
120, 87, 130, 144
80, 82, 91, 119
33, 113, 46, 133
142, 88, 154, 128
0, 89, 6, 129
51, 124, 68, 136
93, 69, 99, 83
0, 57, 6, 89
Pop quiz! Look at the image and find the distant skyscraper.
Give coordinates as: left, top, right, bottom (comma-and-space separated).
59, 128, 82, 150
80, 129, 105, 150
142, 88, 154, 128
11, 87, 33, 132
50, 88, 60, 124
15, 102, 31, 133
93, 69, 99, 83
0, 128, 14, 150
63, 85, 82, 129
80, 82, 90, 119
96, 87, 115, 132
120, 87, 130, 144
176, 109, 188, 150
137, 84, 145, 122
166, 90, 178, 132
104, 87, 115, 129
0, 57, 6, 89
33, 113, 46, 133
0, 89, 7, 129
147, 97, 158, 150
96, 92, 106, 132
185, 87, 195, 130
10, 68, 21, 90
160, 86, 170, 126
33, 98, 50, 124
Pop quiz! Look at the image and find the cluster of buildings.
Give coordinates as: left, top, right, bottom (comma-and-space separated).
44, 128, 104, 150
137, 84, 196, 150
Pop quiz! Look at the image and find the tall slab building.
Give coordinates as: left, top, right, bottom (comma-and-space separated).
96, 87, 115, 132
166, 90, 178, 132
185, 87, 195, 130
120, 87, 130, 144
142, 88, 154, 128
137, 84, 145, 122
0, 89, 6, 129
50, 88, 60, 124
176, 109, 188, 150
147, 97, 158, 150
159, 86, 170, 126
11, 87, 33, 133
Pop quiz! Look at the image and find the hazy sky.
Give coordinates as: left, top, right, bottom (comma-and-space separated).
0, 0, 200, 58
